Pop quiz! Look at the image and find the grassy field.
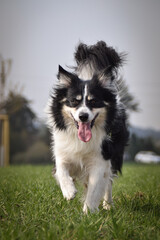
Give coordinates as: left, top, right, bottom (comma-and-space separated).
0, 163, 160, 240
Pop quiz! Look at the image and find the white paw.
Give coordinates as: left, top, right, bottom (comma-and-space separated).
83, 203, 88, 214
103, 200, 113, 210
83, 202, 99, 214
61, 178, 77, 200
63, 186, 77, 200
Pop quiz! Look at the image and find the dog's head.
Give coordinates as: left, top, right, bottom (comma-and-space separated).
53, 65, 117, 143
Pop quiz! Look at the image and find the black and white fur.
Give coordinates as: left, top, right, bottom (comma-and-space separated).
47, 41, 129, 213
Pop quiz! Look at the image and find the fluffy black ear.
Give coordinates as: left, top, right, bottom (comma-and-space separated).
57, 65, 73, 86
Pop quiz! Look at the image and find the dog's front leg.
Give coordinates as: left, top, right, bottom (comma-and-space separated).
55, 162, 77, 200
83, 159, 111, 214
103, 177, 113, 210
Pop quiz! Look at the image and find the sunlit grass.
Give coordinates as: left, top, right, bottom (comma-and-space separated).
0, 163, 160, 240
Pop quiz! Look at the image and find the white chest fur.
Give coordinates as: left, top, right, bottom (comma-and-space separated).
54, 125, 106, 163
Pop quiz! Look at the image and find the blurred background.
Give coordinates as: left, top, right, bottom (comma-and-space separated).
0, 0, 160, 166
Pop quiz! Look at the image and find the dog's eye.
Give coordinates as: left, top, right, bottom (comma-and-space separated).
89, 99, 96, 105
88, 98, 103, 108
70, 99, 80, 106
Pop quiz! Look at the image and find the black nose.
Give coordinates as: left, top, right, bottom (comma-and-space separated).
79, 113, 89, 122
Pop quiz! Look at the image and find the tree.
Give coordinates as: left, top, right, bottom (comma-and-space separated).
1, 91, 38, 162
3, 91, 36, 132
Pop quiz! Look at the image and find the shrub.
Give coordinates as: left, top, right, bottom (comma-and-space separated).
12, 141, 52, 164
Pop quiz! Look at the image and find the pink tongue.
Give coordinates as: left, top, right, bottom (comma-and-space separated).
78, 122, 92, 142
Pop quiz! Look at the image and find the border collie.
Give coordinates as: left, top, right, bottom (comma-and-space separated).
47, 41, 129, 213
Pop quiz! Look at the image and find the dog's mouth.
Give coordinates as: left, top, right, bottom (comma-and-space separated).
71, 114, 98, 143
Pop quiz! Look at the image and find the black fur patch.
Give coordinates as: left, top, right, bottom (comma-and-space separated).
101, 105, 129, 173
51, 87, 67, 130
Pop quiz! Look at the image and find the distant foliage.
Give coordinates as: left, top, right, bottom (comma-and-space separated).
1, 91, 51, 164
1, 91, 36, 160
12, 141, 51, 164
3, 91, 36, 131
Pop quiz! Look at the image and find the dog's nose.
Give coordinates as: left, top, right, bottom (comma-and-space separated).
79, 113, 89, 122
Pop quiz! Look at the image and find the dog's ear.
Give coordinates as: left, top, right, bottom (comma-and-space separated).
57, 65, 73, 86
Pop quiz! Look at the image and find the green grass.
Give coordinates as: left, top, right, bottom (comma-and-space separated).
0, 163, 160, 240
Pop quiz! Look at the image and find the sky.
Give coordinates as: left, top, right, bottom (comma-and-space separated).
0, 0, 160, 130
